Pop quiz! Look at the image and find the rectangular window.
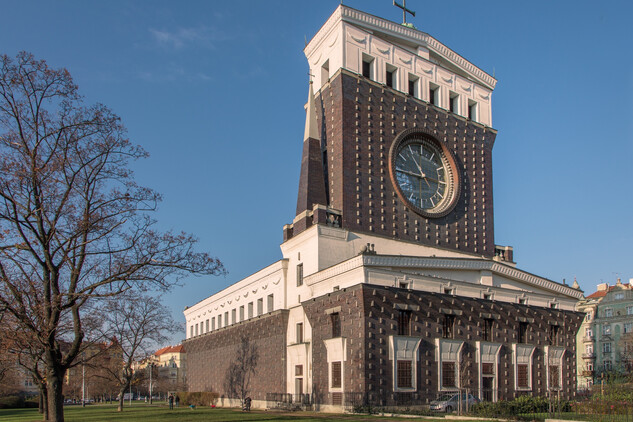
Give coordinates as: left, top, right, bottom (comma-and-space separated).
604, 360, 612, 371
627, 306, 633, 315
321, 59, 329, 85
218, 314, 222, 328
408, 74, 418, 97
518, 322, 528, 344
190, 326, 193, 338
248, 302, 253, 319
386, 64, 397, 89
206, 319, 209, 332
605, 308, 613, 318
603, 343, 612, 353
398, 310, 411, 336
231, 309, 236, 324
429, 83, 439, 106
331, 361, 342, 388
585, 327, 592, 338
549, 365, 561, 389
482, 362, 495, 375
443, 314, 455, 339
296, 263, 303, 286
267, 294, 274, 312
586, 344, 593, 354
362, 54, 374, 79
225, 311, 229, 326
615, 292, 624, 300
548, 325, 560, 346
239, 306, 244, 322
517, 364, 529, 388
468, 100, 477, 121
195, 324, 199, 336
212, 317, 216, 330
603, 324, 611, 335
449, 92, 459, 113
518, 298, 527, 305
331, 312, 341, 338
296, 322, 304, 343
442, 362, 456, 388
295, 365, 303, 376
624, 322, 633, 334
483, 319, 494, 342
396, 360, 413, 388
257, 298, 263, 316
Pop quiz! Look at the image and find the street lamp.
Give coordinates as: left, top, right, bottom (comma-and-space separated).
149, 362, 153, 405
82, 352, 86, 408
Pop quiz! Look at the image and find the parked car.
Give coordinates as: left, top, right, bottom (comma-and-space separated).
430, 393, 479, 412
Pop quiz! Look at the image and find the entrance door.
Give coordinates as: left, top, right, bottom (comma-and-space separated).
482, 377, 494, 402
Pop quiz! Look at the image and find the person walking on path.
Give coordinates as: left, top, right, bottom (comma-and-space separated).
168, 394, 174, 410
175, 394, 180, 408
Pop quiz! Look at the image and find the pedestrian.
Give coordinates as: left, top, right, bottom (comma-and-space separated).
244, 396, 251, 412
168, 394, 174, 410
175, 394, 180, 408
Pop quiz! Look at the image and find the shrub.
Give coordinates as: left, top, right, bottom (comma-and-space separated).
176, 391, 219, 407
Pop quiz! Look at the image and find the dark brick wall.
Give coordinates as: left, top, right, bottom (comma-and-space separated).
311, 70, 498, 257
304, 284, 583, 403
184, 310, 289, 400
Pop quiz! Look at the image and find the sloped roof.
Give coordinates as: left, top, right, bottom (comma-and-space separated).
155, 345, 185, 356
586, 283, 632, 299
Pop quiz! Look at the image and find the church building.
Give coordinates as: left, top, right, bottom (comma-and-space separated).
184, 5, 584, 410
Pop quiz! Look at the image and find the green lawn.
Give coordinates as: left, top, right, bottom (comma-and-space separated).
0, 404, 486, 422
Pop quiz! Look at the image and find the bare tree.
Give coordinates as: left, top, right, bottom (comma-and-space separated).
0, 52, 224, 422
95, 292, 178, 412
224, 336, 258, 408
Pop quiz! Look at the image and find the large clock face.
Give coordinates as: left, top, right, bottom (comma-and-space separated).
389, 131, 459, 218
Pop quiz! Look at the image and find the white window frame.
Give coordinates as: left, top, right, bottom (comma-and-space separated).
605, 308, 613, 318
477, 341, 501, 401
544, 346, 565, 391
512, 344, 535, 391
389, 335, 421, 392
436, 338, 464, 391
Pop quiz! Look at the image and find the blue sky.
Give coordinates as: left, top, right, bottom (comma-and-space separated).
2, 0, 632, 343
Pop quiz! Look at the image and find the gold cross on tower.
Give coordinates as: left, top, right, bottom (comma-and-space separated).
393, 0, 415, 25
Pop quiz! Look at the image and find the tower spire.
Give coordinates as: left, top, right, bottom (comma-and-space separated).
295, 81, 327, 217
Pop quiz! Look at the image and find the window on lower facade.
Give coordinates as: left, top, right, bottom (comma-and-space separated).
468, 100, 477, 121
408, 74, 418, 97
604, 360, 612, 371
295, 365, 303, 376
549, 365, 561, 389
296, 322, 304, 343
442, 362, 456, 388
449, 92, 459, 114
231, 309, 236, 324
195, 324, 199, 336
518, 322, 528, 344
603, 342, 612, 353
429, 83, 439, 106
248, 302, 253, 319
331, 361, 342, 389
211, 317, 215, 330
386, 64, 397, 89
483, 319, 494, 342
257, 298, 263, 315
331, 313, 341, 338
443, 315, 456, 339
190, 326, 193, 338
267, 294, 274, 312
398, 310, 411, 336
205, 319, 209, 332
239, 306, 244, 322
517, 364, 529, 388
396, 360, 413, 388
362, 54, 374, 79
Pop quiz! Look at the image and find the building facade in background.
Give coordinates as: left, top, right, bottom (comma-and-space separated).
576, 280, 633, 390
184, 5, 583, 410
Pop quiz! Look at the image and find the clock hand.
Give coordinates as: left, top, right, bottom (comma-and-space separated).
408, 145, 426, 177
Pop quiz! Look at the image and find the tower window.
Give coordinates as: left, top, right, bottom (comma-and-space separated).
408, 74, 419, 97
396, 360, 413, 388
397, 310, 411, 336
386, 64, 397, 89
429, 83, 439, 106
362, 54, 374, 79
239, 306, 244, 322
321, 59, 329, 86
232, 309, 236, 324
468, 100, 477, 121
449, 91, 459, 113
331, 361, 342, 388
548, 325, 560, 346
248, 302, 253, 319
267, 294, 274, 312
257, 298, 263, 316
296, 263, 303, 286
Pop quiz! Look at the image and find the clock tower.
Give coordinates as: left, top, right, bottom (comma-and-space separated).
285, 6, 500, 258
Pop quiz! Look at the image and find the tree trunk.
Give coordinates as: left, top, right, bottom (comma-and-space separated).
46, 369, 65, 422
118, 383, 129, 412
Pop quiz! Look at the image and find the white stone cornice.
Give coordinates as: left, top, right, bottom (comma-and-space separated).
308, 5, 497, 90
304, 254, 583, 300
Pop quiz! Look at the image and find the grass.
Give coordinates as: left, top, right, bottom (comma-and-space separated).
0, 404, 490, 422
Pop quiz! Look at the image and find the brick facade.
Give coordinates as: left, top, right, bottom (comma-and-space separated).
184, 310, 289, 401
296, 70, 497, 257
304, 284, 583, 403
